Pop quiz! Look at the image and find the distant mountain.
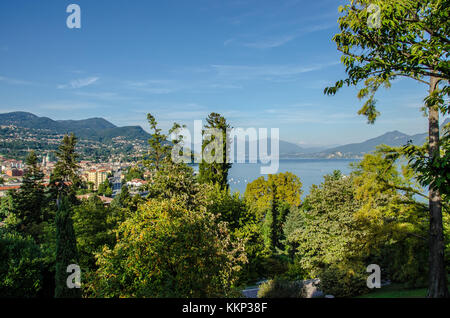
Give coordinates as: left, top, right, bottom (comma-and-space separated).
1, 111, 448, 160
0, 111, 150, 142
57, 117, 117, 131
279, 140, 304, 155
242, 121, 450, 159
321, 130, 421, 156
311, 118, 449, 159
230, 139, 333, 161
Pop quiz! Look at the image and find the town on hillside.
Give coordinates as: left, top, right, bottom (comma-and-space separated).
0, 153, 149, 203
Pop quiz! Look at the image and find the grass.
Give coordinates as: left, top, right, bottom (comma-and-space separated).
356, 284, 429, 298
357, 279, 450, 298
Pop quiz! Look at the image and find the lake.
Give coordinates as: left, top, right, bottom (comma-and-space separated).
226, 159, 360, 197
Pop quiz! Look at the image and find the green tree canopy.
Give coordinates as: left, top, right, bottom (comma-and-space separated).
89, 198, 247, 297
0, 231, 44, 297
198, 113, 232, 190
325, 0, 450, 297
144, 113, 183, 172
54, 196, 80, 298
51, 134, 81, 205
73, 196, 117, 272
5, 151, 46, 241
245, 172, 302, 217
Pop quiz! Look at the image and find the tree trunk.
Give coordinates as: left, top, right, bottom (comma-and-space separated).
427, 76, 448, 298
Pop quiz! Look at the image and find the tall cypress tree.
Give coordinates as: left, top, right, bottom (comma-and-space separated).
198, 113, 232, 190
54, 196, 80, 298
10, 151, 46, 241
51, 133, 81, 206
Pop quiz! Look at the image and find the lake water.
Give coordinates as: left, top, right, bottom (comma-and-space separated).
227, 159, 360, 197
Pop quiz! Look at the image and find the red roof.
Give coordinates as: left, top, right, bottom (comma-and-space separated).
0, 186, 20, 191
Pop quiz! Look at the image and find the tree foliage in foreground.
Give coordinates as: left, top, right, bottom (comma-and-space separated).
245, 172, 302, 252
5, 151, 47, 242
198, 113, 232, 190
89, 198, 247, 298
0, 231, 44, 297
286, 155, 430, 295
54, 197, 80, 298
326, 0, 449, 297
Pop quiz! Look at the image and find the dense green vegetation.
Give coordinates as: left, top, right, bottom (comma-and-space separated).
0, 0, 449, 299
0, 110, 448, 298
0, 112, 147, 162
198, 112, 232, 190
326, 0, 449, 297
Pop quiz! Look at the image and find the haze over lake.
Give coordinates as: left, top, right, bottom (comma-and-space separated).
227, 159, 360, 197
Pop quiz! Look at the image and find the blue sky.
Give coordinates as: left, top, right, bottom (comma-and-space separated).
0, 0, 439, 146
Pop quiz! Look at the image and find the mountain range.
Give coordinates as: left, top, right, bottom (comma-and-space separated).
1, 111, 448, 159
283, 118, 449, 159
0, 111, 150, 142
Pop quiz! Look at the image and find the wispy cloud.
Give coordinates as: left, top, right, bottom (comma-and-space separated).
74, 91, 139, 102
211, 62, 339, 81
126, 79, 178, 94
226, 108, 359, 127
223, 38, 235, 46
234, 22, 337, 49
57, 77, 99, 89
243, 34, 296, 49
208, 83, 243, 89
0, 75, 33, 85
38, 100, 102, 111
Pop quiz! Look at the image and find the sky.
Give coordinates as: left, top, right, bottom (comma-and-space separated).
0, 0, 441, 147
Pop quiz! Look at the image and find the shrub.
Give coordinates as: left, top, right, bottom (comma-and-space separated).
0, 231, 44, 297
90, 199, 247, 297
261, 255, 289, 278
319, 265, 368, 297
282, 258, 306, 281
257, 278, 304, 298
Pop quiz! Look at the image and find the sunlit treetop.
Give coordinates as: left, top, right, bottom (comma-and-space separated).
325, 0, 450, 123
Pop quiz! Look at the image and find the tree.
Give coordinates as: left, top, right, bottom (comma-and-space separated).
245, 172, 302, 253
144, 116, 208, 210
144, 113, 183, 172
51, 134, 81, 205
90, 198, 247, 297
97, 179, 112, 197
206, 183, 250, 231
291, 174, 364, 278
54, 196, 80, 298
351, 151, 430, 286
405, 122, 450, 198
7, 151, 46, 241
73, 196, 116, 271
245, 172, 302, 218
198, 113, 232, 190
0, 231, 44, 297
113, 185, 131, 209
325, 0, 449, 297
287, 159, 430, 295
124, 166, 144, 182
206, 184, 265, 284
148, 160, 208, 211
